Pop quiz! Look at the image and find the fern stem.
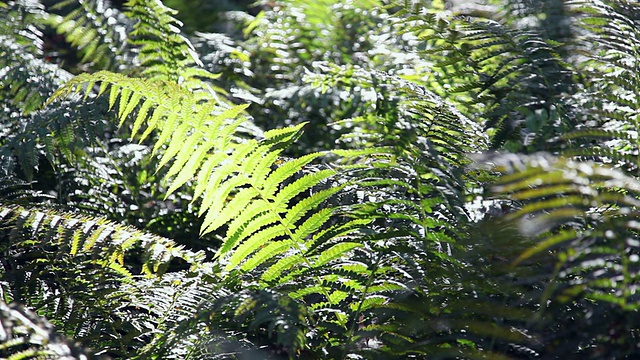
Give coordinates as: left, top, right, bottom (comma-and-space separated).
340, 253, 382, 359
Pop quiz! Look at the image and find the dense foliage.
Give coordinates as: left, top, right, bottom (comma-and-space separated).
1, 0, 640, 358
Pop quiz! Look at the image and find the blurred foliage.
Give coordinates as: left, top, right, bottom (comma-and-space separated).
1, 0, 640, 359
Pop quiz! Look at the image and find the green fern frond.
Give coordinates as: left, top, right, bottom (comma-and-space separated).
48, 70, 250, 170
0, 300, 96, 359
393, 6, 574, 151
45, 0, 132, 71
0, 202, 217, 357
140, 286, 313, 359
47, 71, 358, 298
0, 203, 201, 277
485, 153, 640, 310
0, 35, 71, 115
559, 0, 640, 174
124, 0, 210, 86
0, 35, 113, 181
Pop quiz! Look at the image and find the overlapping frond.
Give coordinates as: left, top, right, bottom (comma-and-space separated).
484, 152, 640, 357
392, 4, 575, 151
0, 31, 111, 182
0, 202, 201, 278
0, 300, 96, 360
46, 0, 132, 71
301, 64, 519, 356
9, 0, 640, 358
140, 286, 313, 359
45, 77, 360, 347
0, 202, 212, 356
46, 70, 359, 280
0, 35, 71, 115
559, 0, 640, 174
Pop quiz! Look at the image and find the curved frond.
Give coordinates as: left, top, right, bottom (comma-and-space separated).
392, 5, 575, 151
0, 202, 211, 356
0, 300, 96, 359
46, 0, 132, 71
482, 152, 640, 356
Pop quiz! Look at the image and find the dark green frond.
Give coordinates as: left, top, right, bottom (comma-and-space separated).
393, 6, 576, 151
0, 35, 71, 115
559, 0, 640, 175
46, 0, 132, 71
482, 152, 640, 357
0, 300, 97, 359
142, 286, 313, 359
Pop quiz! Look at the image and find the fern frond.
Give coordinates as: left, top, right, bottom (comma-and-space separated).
559, 0, 640, 175
485, 153, 640, 308
0, 35, 118, 182
0, 203, 201, 277
0, 300, 96, 359
140, 286, 313, 359
0, 202, 217, 356
48, 70, 252, 180
124, 0, 210, 87
47, 72, 359, 312
393, 6, 575, 151
45, 0, 132, 71
0, 35, 71, 115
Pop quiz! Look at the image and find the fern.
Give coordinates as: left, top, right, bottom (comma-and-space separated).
45, 66, 369, 351
555, 0, 640, 175
0, 35, 71, 115
392, 3, 575, 151
140, 285, 314, 359
301, 63, 542, 357
47, 70, 356, 270
0, 202, 215, 357
45, 0, 132, 71
125, 0, 221, 90
0, 30, 115, 183
483, 153, 640, 357
0, 300, 96, 359
10, 0, 640, 358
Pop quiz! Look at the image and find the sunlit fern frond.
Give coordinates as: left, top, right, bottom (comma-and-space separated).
43, 64, 441, 358
482, 152, 640, 358
47, 70, 248, 154
47, 70, 351, 262
0, 202, 201, 279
